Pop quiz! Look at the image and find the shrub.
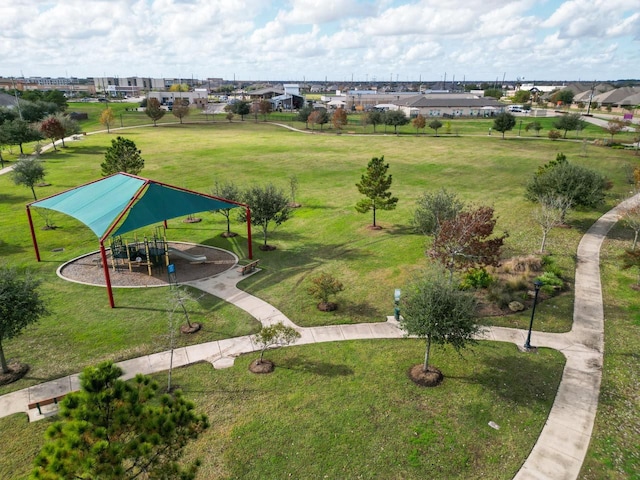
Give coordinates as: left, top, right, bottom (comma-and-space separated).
536, 271, 564, 294
487, 285, 512, 308
460, 267, 494, 290
548, 130, 562, 140
307, 272, 344, 309
541, 256, 562, 277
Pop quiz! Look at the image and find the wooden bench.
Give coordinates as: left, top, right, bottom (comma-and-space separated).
28, 395, 66, 415
237, 259, 260, 276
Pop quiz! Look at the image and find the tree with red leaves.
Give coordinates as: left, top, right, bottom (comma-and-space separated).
429, 205, 507, 279
39, 116, 65, 151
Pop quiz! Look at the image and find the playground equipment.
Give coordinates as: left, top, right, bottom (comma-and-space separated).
167, 247, 207, 263
109, 228, 170, 275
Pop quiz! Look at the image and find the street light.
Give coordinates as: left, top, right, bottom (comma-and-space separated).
394, 289, 401, 320
524, 280, 543, 351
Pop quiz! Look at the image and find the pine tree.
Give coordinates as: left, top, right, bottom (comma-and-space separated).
355, 156, 398, 228
33, 361, 209, 479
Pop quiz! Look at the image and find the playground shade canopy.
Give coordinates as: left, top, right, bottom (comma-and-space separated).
29, 173, 242, 240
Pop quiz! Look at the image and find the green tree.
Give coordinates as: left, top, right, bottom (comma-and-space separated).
2, 119, 42, 154
43, 90, 68, 110
428, 119, 443, 136
32, 361, 209, 479
297, 105, 313, 125
19, 100, 59, 122
240, 183, 291, 250
172, 99, 190, 124
412, 188, 465, 239
550, 89, 575, 106
211, 180, 242, 237
39, 115, 65, 151
412, 114, 426, 134
512, 90, 531, 104
493, 112, 516, 139
525, 158, 609, 223
231, 100, 250, 120
307, 273, 345, 311
554, 113, 584, 138
384, 110, 408, 134
366, 110, 383, 133
483, 88, 503, 100
145, 97, 166, 126
101, 136, 144, 176
253, 323, 300, 364
355, 156, 398, 228
332, 107, 348, 130
525, 121, 543, 136
100, 107, 115, 133
0, 266, 48, 374
400, 270, 479, 376
11, 156, 46, 200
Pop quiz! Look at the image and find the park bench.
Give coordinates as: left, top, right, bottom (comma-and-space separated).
237, 259, 260, 276
28, 394, 66, 416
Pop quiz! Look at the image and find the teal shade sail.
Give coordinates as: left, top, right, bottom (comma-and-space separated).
29, 173, 241, 240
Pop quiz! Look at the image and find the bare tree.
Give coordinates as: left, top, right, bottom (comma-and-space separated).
621, 204, 640, 250
532, 194, 570, 253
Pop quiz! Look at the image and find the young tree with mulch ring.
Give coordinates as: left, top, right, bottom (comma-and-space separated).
0, 266, 49, 381
307, 272, 344, 311
212, 180, 242, 237
400, 270, 479, 387
250, 323, 301, 373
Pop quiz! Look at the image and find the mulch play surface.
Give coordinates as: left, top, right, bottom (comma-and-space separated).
59, 242, 237, 287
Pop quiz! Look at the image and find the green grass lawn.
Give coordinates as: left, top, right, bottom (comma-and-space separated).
1, 340, 565, 480
0, 119, 638, 478
579, 229, 640, 479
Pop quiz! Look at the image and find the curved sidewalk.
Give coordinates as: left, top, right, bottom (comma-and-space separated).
1, 195, 638, 480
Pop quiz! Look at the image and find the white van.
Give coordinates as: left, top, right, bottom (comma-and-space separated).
508, 105, 523, 112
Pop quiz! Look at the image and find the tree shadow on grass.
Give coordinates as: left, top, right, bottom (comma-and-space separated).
338, 299, 385, 322
41, 145, 106, 161
449, 345, 564, 407
278, 354, 354, 377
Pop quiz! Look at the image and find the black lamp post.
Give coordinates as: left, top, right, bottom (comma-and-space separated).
524, 280, 543, 350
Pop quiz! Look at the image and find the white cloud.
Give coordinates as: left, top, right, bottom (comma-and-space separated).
0, 0, 638, 81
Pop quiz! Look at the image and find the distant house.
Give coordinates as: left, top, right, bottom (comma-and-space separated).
147, 90, 209, 108
397, 94, 504, 118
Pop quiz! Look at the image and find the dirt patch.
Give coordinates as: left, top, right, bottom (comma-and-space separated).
0, 362, 29, 386
408, 364, 443, 387
59, 242, 236, 287
249, 359, 274, 374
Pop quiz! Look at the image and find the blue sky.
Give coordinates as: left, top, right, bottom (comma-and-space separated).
1, 0, 639, 82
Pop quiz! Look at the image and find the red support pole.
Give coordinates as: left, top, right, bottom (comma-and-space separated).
163, 219, 168, 230
27, 206, 41, 262
100, 242, 115, 308
246, 207, 253, 260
